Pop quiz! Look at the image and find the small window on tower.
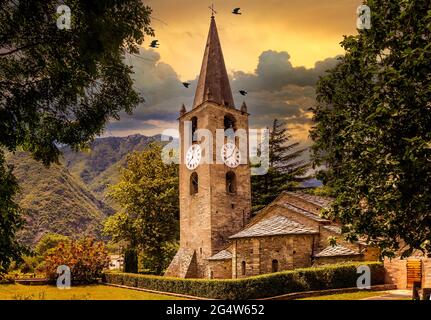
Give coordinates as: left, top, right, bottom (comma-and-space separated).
226, 171, 237, 194
191, 116, 198, 141
190, 172, 199, 195
224, 114, 236, 131
241, 261, 246, 276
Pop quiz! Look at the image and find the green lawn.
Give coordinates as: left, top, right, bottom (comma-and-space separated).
299, 291, 389, 300
0, 284, 186, 300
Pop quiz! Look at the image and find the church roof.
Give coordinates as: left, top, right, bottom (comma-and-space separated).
285, 192, 333, 209
229, 215, 318, 239
282, 203, 329, 223
314, 245, 362, 258
208, 250, 232, 261
193, 17, 235, 109
322, 225, 342, 234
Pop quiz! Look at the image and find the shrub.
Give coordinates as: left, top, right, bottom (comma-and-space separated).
0, 274, 15, 284
104, 262, 385, 299
44, 238, 110, 284
19, 255, 41, 274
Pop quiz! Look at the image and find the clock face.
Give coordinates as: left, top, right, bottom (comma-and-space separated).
221, 143, 241, 168
186, 144, 202, 170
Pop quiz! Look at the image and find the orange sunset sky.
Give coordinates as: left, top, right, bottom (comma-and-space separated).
107, 0, 363, 144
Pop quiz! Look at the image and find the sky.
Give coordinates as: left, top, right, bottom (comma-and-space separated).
105, 0, 363, 146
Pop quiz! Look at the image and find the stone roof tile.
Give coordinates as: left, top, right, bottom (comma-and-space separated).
314, 245, 361, 258
208, 250, 232, 261
229, 215, 318, 239
282, 203, 329, 223
286, 192, 334, 209
323, 225, 342, 234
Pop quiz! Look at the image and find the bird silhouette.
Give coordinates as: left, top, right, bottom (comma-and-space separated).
150, 40, 159, 48
239, 90, 248, 96
182, 82, 191, 88
232, 8, 242, 15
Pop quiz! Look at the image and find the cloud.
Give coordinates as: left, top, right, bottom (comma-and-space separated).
232, 50, 340, 90
106, 48, 340, 144
231, 51, 340, 134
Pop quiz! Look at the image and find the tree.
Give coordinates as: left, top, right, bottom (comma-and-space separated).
124, 247, 138, 273
311, 0, 431, 258
104, 143, 179, 274
0, 0, 154, 271
0, 153, 24, 275
44, 238, 109, 283
252, 119, 310, 212
35, 233, 70, 256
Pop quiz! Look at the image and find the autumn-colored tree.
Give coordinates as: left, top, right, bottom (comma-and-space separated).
44, 238, 109, 283
104, 143, 179, 274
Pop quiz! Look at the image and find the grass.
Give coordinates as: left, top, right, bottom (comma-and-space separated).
299, 291, 390, 300
0, 284, 186, 300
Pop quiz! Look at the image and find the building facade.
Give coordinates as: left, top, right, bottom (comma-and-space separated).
165, 16, 379, 279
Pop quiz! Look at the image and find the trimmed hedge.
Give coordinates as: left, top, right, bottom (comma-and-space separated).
103, 262, 385, 299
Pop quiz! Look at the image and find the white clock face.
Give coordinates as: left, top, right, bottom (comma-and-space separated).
186, 144, 202, 170
221, 143, 241, 168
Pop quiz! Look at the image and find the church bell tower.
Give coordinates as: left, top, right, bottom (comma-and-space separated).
165, 15, 252, 279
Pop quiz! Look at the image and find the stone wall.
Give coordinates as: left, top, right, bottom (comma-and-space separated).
384, 258, 431, 290
208, 259, 232, 279
165, 248, 197, 278
422, 259, 431, 288
232, 235, 315, 278
384, 258, 407, 289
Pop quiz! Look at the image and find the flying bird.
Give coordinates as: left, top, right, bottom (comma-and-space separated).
149, 40, 159, 48
232, 8, 242, 15
182, 82, 191, 88
239, 90, 248, 96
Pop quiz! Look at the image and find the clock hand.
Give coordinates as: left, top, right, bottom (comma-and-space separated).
227, 148, 236, 159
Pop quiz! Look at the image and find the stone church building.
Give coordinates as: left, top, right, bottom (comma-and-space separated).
165, 16, 379, 279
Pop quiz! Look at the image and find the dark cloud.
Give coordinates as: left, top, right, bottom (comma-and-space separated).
231, 51, 339, 130
107, 49, 341, 141
232, 50, 341, 90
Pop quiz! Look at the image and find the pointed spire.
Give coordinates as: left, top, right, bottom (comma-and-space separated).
240, 101, 248, 113
193, 17, 235, 109
180, 104, 187, 116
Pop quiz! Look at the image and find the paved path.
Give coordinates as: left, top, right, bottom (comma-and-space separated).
362, 290, 411, 300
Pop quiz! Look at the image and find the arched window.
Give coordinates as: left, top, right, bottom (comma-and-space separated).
190, 172, 198, 195
224, 114, 236, 131
226, 171, 237, 194
191, 117, 198, 141
241, 261, 246, 276
272, 259, 279, 273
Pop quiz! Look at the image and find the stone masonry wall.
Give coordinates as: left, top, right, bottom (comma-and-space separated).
208, 259, 232, 279
233, 235, 315, 278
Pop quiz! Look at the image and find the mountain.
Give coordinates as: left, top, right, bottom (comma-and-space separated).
61, 134, 161, 200
6, 151, 114, 246
6, 134, 160, 246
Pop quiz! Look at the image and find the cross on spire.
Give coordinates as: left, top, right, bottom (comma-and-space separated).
208, 4, 217, 17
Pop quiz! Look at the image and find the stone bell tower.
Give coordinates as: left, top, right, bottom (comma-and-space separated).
165, 15, 251, 279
